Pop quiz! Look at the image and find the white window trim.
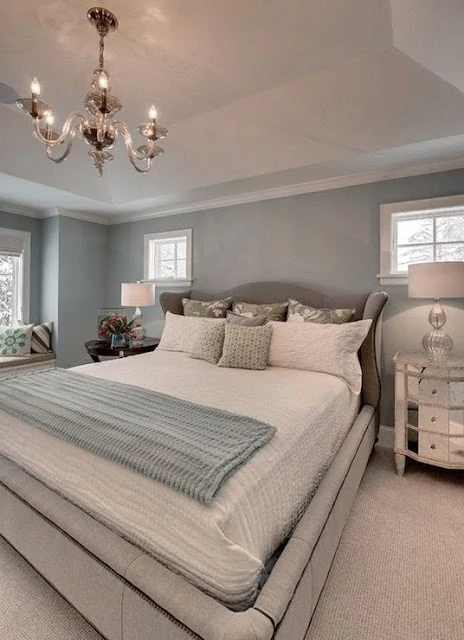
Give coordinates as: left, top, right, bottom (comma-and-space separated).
379, 194, 464, 286
143, 228, 193, 287
0, 227, 31, 323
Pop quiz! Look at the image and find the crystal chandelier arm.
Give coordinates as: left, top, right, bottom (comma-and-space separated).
33, 112, 87, 147
113, 120, 156, 160
112, 120, 157, 173
40, 119, 84, 164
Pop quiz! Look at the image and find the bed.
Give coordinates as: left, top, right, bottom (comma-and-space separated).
0, 282, 387, 640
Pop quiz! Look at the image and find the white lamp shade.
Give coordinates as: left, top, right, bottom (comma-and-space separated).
408, 262, 464, 299
121, 282, 155, 307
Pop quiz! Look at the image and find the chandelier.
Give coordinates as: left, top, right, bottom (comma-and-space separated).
16, 7, 167, 176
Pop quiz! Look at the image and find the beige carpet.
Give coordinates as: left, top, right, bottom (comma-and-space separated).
306, 447, 464, 640
1, 447, 464, 639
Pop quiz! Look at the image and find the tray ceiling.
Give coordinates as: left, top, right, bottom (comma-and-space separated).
0, 0, 464, 222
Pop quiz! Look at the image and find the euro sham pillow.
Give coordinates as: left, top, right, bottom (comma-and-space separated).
218, 324, 273, 370
287, 298, 355, 324
267, 319, 372, 394
158, 312, 226, 353
189, 322, 226, 364
182, 297, 233, 318
232, 301, 288, 322
0, 324, 33, 357
226, 311, 268, 327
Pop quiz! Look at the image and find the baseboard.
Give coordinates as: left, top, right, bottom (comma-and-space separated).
377, 425, 394, 449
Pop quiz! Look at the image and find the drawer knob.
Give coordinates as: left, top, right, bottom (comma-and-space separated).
431, 443, 437, 450
431, 389, 438, 395
430, 416, 437, 423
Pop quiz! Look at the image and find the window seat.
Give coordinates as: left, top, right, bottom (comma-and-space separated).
0, 352, 56, 378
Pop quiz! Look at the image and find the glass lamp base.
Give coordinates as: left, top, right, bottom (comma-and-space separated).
422, 330, 453, 362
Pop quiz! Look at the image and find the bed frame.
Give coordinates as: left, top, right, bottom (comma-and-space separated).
0, 282, 387, 640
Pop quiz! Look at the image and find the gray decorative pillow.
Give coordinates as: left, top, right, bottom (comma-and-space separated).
183, 297, 232, 318
190, 322, 225, 364
226, 311, 268, 327
287, 299, 355, 324
218, 324, 273, 370
0, 325, 33, 356
232, 301, 288, 322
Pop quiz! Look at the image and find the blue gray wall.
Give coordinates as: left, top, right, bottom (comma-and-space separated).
106, 168, 464, 427
0, 210, 42, 324
40, 215, 108, 367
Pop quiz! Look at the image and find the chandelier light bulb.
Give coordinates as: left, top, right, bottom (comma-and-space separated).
31, 77, 40, 96
149, 105, 157, 120
46, 112, 54, 126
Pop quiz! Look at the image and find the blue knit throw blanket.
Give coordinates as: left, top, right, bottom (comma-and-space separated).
0, 368, 275, 503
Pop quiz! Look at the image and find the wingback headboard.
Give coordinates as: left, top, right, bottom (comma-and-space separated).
159, 283, 388, 421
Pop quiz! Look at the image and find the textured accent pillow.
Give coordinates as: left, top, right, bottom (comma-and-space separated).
226, 311, 268, 327
190, 322, 226, 364
158, 312, 226, 353
31, 322, 53, 353
287, 299, 355, 324
218, 324, 273, 370
267, 319, 372, 394
232, 301, 288, 322
0, 325, 33, 356
182, 297, 233, 318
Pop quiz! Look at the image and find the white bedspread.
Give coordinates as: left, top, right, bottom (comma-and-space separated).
0, 351, 359, 608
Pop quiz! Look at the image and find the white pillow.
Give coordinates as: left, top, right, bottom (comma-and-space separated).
267, 319, 372, 394
158, 312, 226, 353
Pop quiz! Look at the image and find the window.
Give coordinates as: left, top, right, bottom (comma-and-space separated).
143, 229, 192, 286
0, 227, 30, 324
380, 196, 464, 285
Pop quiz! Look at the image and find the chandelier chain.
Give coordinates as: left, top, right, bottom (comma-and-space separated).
99, 35, 105, 69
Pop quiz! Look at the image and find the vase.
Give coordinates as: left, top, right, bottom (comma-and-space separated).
111, 333, 128, 348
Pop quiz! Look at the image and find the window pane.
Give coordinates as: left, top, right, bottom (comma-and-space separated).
397, 218, 433, 244
396, 245, 434, 272
159, 242, 175, 260
436, 243, 464, 261
436, 215, 464, 242
0, 256, 15, 326
160, 261, 176, 278
176, 240, 187, 260
176, 260, 186, 278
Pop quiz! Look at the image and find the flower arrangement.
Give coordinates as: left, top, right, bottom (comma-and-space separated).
98, 312, 135, 338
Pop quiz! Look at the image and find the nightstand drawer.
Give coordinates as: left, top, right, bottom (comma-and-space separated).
419, 378, 449, 405
418, 432, 449, 462
418, 406, 449, 434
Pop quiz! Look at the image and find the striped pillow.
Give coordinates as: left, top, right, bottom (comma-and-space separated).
31, 322, 53, 353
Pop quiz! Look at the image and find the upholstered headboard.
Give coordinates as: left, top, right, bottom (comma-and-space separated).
159, 283, 388, 419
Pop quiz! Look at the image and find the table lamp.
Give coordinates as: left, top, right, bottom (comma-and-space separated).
408, 261, 464, 361
121, 282, 156, 347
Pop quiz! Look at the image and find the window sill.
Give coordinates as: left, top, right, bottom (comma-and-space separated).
377, 274, 408, 286
144, 280, 193, 288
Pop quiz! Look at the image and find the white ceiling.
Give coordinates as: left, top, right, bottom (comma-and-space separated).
1, 0, 464, 223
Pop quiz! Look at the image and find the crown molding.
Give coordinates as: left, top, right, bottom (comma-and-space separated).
41, 207, 112, 225
1, 157, 464, 226
111, 157, 464, 224
0, 201, 43, 218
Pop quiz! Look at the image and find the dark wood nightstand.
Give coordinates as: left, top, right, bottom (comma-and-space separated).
85, 338, 160, 363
